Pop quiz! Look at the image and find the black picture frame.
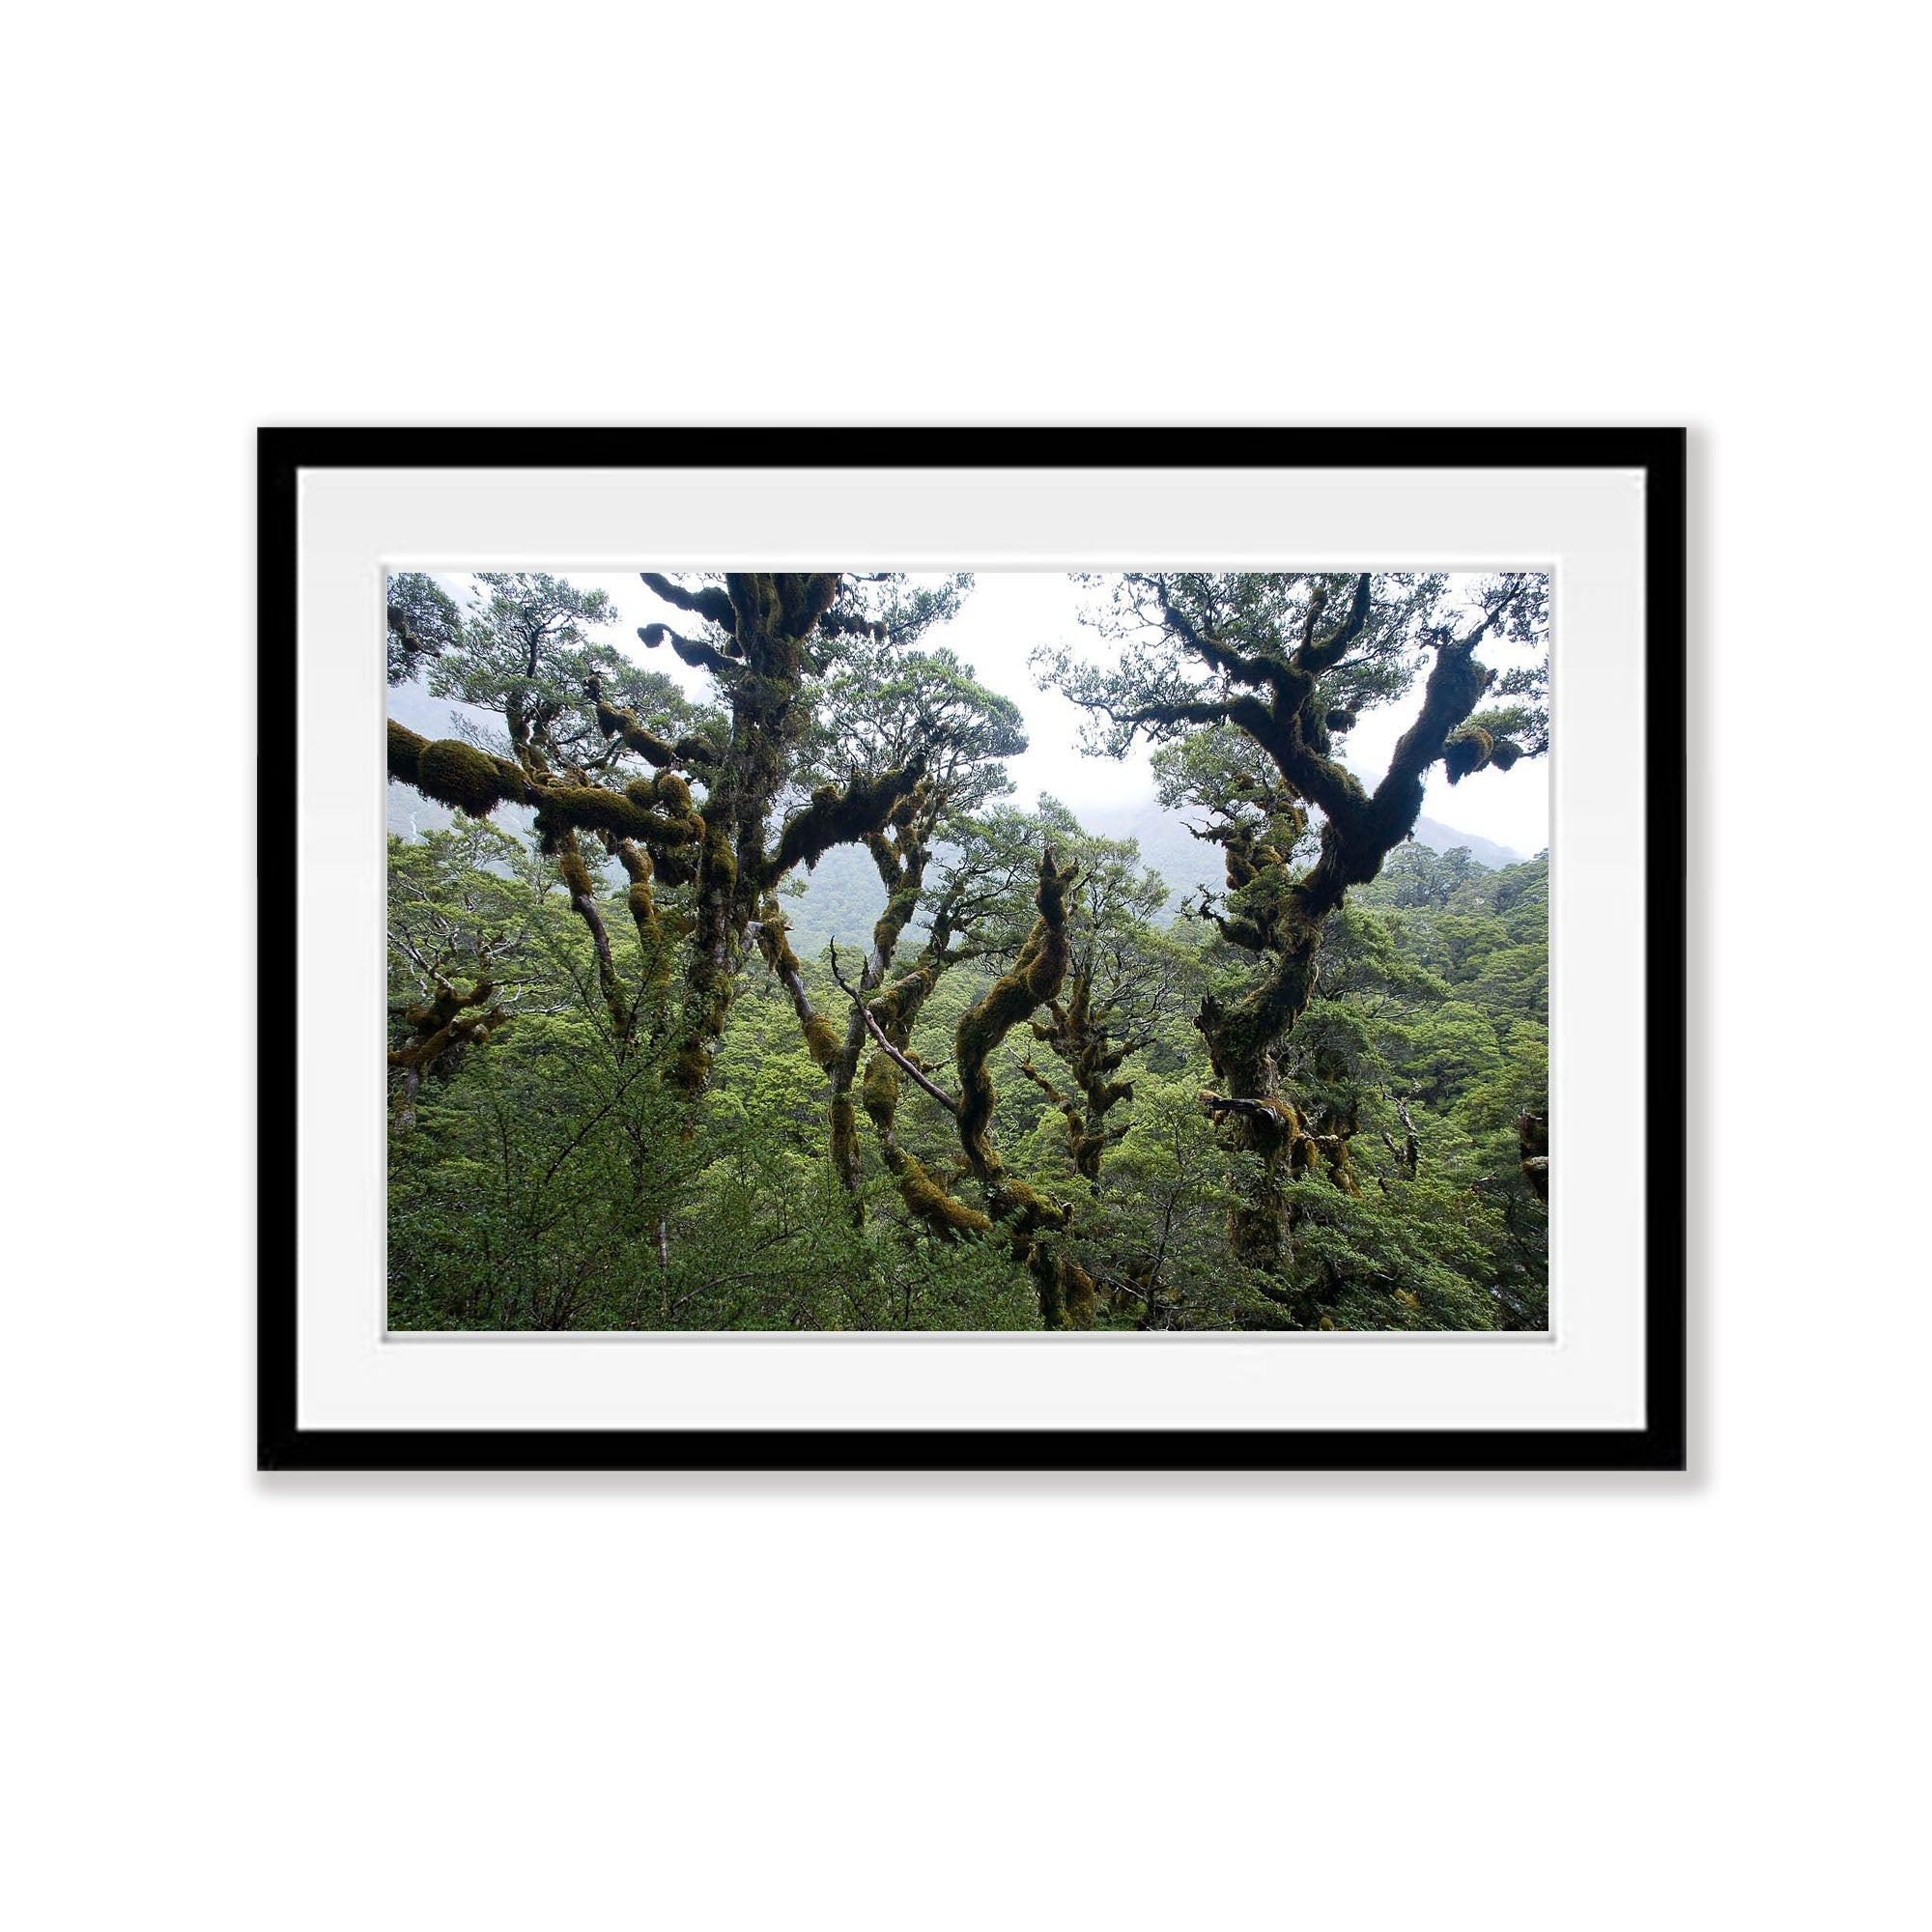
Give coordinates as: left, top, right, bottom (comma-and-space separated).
258, 427, 1686, 1473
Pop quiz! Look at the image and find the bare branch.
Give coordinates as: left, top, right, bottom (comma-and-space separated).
829, 941, 960, 1116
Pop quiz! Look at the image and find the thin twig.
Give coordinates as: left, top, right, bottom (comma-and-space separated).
829, 941, 960, 1115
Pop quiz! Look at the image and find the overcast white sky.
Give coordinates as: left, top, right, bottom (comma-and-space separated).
455, 571, 1549, 855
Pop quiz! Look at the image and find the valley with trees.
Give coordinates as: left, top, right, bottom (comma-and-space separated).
385, 568, 1549, 1332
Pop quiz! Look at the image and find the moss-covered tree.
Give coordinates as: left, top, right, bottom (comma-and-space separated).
1040, 571, 1548, 1276
749, 604, 1032, 1207
829, 842, 1104, 1323
386, 572, 954, 1095
1015, 799, 1199, 1182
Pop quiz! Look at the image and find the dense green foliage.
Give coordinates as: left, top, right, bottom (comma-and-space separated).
386, 569, 1548, 1331
389, 820, 1548, 1332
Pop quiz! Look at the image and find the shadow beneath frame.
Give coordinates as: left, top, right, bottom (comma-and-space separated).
258, 1463, 1702, 1500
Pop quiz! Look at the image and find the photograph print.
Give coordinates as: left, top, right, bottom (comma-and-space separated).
385, 566, 1550, 1335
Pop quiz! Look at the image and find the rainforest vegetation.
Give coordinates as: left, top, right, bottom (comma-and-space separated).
386, 569, 1549, 1332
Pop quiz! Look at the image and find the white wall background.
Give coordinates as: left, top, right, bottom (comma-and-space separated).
5, 5, 1925, 1928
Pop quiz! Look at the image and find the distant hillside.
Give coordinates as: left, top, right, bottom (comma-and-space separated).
1412, 816, 1523, 872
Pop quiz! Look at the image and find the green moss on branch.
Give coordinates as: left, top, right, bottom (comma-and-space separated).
763, 755, 929, 886
408, 738, 528, 818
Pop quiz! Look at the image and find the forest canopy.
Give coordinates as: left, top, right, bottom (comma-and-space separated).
385, 569, 1549, 1332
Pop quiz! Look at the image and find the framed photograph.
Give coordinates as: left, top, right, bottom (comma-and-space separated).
259, 427, 1685, 1471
